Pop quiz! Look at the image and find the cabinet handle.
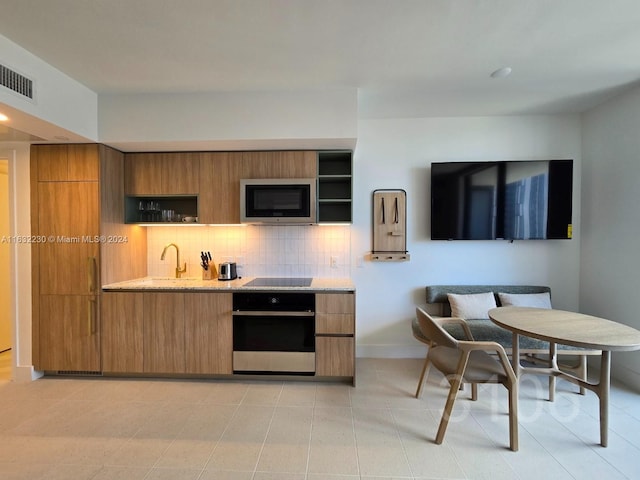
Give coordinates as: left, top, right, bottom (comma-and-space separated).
87, 297, 97, 334
87, 257, 96, 293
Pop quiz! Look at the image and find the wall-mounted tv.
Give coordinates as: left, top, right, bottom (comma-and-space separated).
431, 159, 573, 240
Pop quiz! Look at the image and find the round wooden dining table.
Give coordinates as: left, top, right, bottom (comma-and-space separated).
489, 306, 640, 447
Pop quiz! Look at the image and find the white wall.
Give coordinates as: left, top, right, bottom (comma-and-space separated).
0, 34, 98, 141
98, 89, 358, 152
352, 115, 582, 357
581, 85, 640, 390
0, 145, 36, 381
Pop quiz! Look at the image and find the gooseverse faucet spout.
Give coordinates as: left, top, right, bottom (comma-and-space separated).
160, 243, 187, 278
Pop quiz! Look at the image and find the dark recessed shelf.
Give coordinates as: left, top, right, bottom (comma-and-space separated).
125, 195, 198, 224
317, 151, 352, 223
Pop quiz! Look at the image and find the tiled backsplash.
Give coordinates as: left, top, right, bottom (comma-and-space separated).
147, 225, 352, 278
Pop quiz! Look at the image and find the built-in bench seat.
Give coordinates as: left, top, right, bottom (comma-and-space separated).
413, 285, 601, 398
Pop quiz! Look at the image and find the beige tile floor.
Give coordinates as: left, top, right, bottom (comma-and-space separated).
0, 357, 639, 479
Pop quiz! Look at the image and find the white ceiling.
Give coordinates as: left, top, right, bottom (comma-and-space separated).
2, 0, 640, 128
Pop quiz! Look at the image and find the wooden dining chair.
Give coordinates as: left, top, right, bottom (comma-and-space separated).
415, 307, 519, 451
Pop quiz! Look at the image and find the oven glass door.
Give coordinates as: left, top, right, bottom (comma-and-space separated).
233, 315, 315, 353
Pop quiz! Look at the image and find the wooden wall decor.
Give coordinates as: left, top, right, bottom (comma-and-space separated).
370, 189, 410, 261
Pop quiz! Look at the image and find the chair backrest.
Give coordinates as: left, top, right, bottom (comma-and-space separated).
416, 307, 459, 349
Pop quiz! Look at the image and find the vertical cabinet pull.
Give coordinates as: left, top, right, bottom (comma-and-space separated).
87, 257, 97, 334
87, 297, 97, 334
87, 257, 96, 293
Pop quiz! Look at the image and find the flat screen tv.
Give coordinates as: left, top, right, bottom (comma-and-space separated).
431, 159, 573, 240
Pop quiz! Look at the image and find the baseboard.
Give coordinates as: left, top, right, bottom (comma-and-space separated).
356, 344, 426, 359
14, 365, 44, 382
611, 362, 640, 392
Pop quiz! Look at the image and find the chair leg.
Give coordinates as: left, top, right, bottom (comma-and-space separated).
435, 354, 469, 445
507, 380, 519, 452
471, 383, 478, 401
415, 354, 432, 398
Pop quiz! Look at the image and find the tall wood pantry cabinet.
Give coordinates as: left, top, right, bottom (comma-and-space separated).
31, 144, 146, 372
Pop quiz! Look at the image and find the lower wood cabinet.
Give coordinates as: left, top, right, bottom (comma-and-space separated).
184, 293, 233, 374
101, 291, 232, 375
39, 294, 101, 372
316, 336, 354, 377
315, 293, 355, 379
101, 292, 143, 373
101, 290, 353, 381
143, 293, 186, 373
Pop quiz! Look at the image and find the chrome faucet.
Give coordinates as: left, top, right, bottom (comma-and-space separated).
161, 243, 187, 278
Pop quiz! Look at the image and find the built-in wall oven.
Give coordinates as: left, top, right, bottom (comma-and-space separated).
232, 290, 315, 375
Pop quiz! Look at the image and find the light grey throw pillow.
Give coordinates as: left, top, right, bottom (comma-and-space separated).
498, 292, 552, 309
447, 292, 497, 319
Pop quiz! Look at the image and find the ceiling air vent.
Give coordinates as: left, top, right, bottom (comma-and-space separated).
0, 63, 34, 99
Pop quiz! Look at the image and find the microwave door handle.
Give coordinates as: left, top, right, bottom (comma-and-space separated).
381, 197, 386, 224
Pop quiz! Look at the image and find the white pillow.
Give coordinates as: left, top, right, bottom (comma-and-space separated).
447, 292, 497, 319
498, 292, 552, 309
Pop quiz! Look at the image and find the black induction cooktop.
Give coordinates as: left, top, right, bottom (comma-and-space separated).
244, 277, 313, 287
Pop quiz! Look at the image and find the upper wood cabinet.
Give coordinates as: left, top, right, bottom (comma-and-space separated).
125, 150, 325, 224
124, 152, 199, 195
199, 150, 317, 224
199, 152, 244, 224
32, 144, 100, 182
241, 151, 317, 179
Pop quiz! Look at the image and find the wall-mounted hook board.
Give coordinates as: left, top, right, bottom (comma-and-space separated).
371, 189, 409, 262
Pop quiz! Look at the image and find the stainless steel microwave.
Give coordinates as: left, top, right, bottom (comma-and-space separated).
240, 178, 317, 224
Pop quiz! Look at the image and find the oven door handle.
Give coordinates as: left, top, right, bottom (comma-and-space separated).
232, 310, 314, 317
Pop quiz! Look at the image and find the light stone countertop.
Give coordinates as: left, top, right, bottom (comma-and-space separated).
102, 276, 355, 292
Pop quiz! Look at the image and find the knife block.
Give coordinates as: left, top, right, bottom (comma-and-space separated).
202, 268, 214, 280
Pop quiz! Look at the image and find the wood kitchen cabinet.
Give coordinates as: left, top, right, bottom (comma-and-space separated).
199, 152, 244, 224
143, 292, 185, 373
124, 152, 199, 195
141, 292, 233, 374
315, 293, 355, 380
184, 293, 233, 374
241, 151, 317, 179
198, 150, 317, 224
38, 294, 100, 372
31, 145, 101, 372
125, 150, 320, 224
101, 292, 144, 373
101, 291, 233, 375
31, 144, 146, 372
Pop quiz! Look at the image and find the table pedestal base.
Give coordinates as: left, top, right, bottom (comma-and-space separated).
511, 332, 611, 447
